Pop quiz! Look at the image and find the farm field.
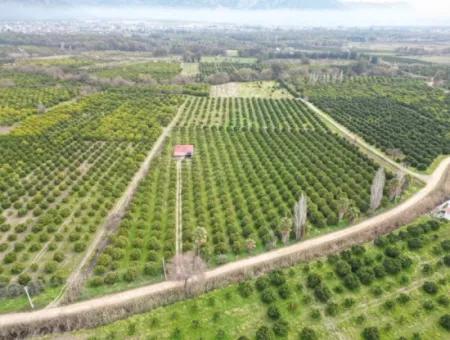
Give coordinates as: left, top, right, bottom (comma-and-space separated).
210, 81, 293, 98
199, 57, 261, 80
180, 62, 199, 77
0, 86, 183, 311
93, 61, 182, 82
201, 56, 258, 64
0, 70, 79, 126
85, 96, 396, 292
296, 77, 450, 171
70, 218, 450, 340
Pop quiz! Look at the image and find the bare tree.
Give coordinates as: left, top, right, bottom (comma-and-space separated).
279, 216, 292, 245
166, 251, 206, 291
193, 226, 207, 256
337, 196, 351, 222
294, 193, 308, 240
266, 230, 277, 249
246, 238, 256, 253
388, 170, 407, 201
36, 103, 46, 114
370, 167, 385, 211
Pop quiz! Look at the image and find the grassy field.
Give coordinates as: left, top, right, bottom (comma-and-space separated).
181, 63, 199, 76
68, 218, 450, 339
201, 56, 258, 64
414, 55, 450, 65
210, 81, 293, 98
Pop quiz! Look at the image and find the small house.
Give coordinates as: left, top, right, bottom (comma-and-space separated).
173, 145, 194, 159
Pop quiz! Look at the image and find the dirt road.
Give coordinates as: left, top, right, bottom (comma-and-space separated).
299, 98, 430, 183
1, 156, 449, 337
47, 101, 186, 307
175, 160, 183, 256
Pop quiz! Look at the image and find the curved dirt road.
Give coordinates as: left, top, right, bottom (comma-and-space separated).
299, 98, 430, 183
1, 157, 449, 337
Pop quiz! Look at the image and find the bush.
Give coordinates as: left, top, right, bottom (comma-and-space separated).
18, 274, 31, 286
104, 272, 119, 285
314, 285, 331, 303
278, 284, 291, 299
422, 281, 438, 295
267, 305, 280, 320
343, 273, 360, 290
269, 270, 286, 286
53, 251, 65, 263
439, 314, 450, 331
383, 258, 402, 275
123, 268, 139, 282
256, 276, 270, 291
361, 327, 380, 340
238, 282, 253, 298
73, 241, 87, 253
407, 238, 423, 250
326, 302, 338, 316
273, 319, 289, 336
261, 289, 276, 304
298, 327, 317, 340
441, 240, 450, 252
256, 326, 273, 340
144, 263, 161, 276
306, 273, 321, 289
396, 293, 410, 304
44, 261, 58, 274
443, 255, 450, 267
384, 246, 400, 258
335, 260, 352, 278
437, 295, 449, 307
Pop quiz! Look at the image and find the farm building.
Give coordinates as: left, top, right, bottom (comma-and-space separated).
173, 144, 194, 159
432, 200, 450, 220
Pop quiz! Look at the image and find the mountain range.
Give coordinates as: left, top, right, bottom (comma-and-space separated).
2, 0, 344, 10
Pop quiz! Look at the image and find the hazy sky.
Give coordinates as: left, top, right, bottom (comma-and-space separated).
0, 0, 448, 27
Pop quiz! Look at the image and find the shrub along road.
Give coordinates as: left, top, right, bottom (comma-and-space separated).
0, 156, 449, 337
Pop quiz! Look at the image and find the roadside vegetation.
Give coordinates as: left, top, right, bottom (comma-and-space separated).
72, 218, 450, 339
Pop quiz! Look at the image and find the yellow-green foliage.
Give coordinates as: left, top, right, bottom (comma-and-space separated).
0, 107, 31, 125
83, 95, 183, 141
11, 105, 73, 136
94, 62, 182, 82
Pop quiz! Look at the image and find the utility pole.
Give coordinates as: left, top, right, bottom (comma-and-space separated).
24, 286, 34, 309
162, 257, 167, 280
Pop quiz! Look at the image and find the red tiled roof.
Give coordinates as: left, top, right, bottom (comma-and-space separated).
173, 145, 194, 157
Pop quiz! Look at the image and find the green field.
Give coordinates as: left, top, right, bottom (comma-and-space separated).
0, 86, 183, 309
293, 77, 450, 170
85, 96, 393, 292
210, 81, 293, 98
71, 218, 450, 339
